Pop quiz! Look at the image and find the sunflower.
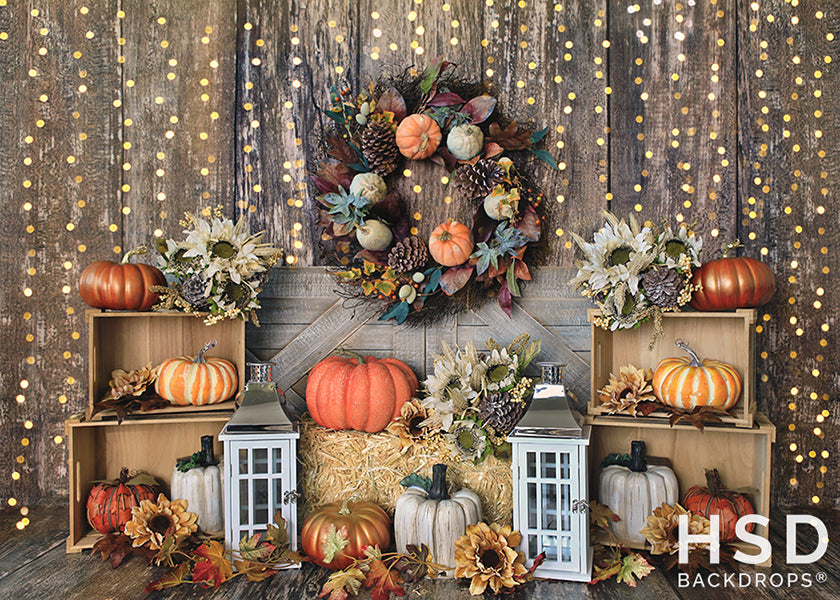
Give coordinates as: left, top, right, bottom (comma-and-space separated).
640, 502, 710, 555
598, 364, 656, 416
123, 493, 198, 550
387, 400, 431, 450
656, 224, 702, 270
454, 522, 529, 595
571, 212, 655, 296
483, 348, 518, 392
600, 282, 650, 331
106, 364, 157, 400
444, 419, 488, 463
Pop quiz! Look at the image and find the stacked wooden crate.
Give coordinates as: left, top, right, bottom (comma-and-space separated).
584, 309, 776, 565
65, 310, 244, 552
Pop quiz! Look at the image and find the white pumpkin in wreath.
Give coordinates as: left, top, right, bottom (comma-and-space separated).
446, 124, 484, 160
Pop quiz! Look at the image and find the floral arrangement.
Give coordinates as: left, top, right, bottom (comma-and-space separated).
413, 334, 541, 463
571, 211, 702, 342
90, 364, 169, 420
453, 522, 538, 595
153, 206, 283, 325
93, 500, 301, 592
313, 57, 556, 325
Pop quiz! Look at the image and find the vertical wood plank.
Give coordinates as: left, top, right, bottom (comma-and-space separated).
121, 0, 237, 248
737, 0, 840, 510
609, 0, 738, 244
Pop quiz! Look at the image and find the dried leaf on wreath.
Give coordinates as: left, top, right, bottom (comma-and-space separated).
317, 162, 353, 191
668, 406, 733, 431
370, 193, 406, 227
513, 258, 532, 281
483, 141, 504, 158
376, 87, 407, 122
427, 91, 466, 107
326, 133, 360, 166
439, 264, 474, 296
488, 121, 532, 150
312, 175, 339, 196
513, 204, 542, 243
419, 55, 453, 96
144, 562, 191, 593
498, 279, 513, 316
460, 94, 497, 124
431, 146, 458, 171
355, 248, 390, 266
320, 567, 366, 600
365, 558, 406, 600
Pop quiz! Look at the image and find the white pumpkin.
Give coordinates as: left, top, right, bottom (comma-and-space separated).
599, 440, 678, 544
395, 464, 482, 577
349, 172, 387, 204
446, 124, 484, 160
171, 436, 225, 533
356, 219, 393, 251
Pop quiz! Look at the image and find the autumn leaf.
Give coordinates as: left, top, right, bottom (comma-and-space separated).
589, 559, 622, 585
488, 121, 532, 150
234, 559, 280, 582
239, 532, 276, 562
393, 544, 438, 582
439, 264, 474, 295
589, 500, 621, 531
375, 279, 397, 296
364, 558, 405, 600
92, 532, 137, 569
322, 524, 350, 564
320, 567, 366, 600
192, 540, 233, 582
616, 553, 654, 587
266, 511, 289, 547
376, 87, 407, 122
668, 405, 732, 431
144, 562, 191, 593
192, 557, 226, 589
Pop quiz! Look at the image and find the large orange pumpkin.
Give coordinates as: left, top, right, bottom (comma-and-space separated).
306, 353, 418, 433
395, 114, 442, 160
652, 340, 741, 410
155, 340, 238, 406
301, 499, 391, 570
86, 468, 158, 534
683, 469, 755, 543
690, 242, 775, 311
79, 247, 167, 311
428, 221, 474, 267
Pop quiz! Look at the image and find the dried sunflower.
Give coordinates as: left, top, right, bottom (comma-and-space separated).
454, 522, 529, 595
386, 400, 431, 450
483, 348, 518, 392
106, 364, 157, 400
598, 364, 655, 416
123, 493, 198, 550
640, 502, 710, 555
443, 419, 488, 464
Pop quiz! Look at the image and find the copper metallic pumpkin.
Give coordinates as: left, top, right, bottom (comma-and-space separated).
301, 499, 391, 570
155, 340, 238, 406
79, 247, 167, 311
86, 468, 158, 534
690, 245, 775, 311
652, 340, 742, 410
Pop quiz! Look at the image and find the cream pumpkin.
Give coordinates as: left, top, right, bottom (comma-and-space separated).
446, 124, 484, 160
171, 437, 224, 533
356, 219, 393, 251
155, 340, 238, 406
395, 464, 482, 577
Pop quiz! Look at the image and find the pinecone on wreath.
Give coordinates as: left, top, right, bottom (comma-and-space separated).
387, 236, 429, 272
642, 267, 685, 309
479, 391, 528, 436
451, 159, 505, 200
181, 273, 210, 308
361, 120, 400, 176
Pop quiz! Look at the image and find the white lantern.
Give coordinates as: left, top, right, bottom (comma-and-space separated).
508, 362, 592, 582
219, 362, 299, 567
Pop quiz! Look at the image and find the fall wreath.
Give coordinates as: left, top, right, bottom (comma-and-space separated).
311, 57, 557, 325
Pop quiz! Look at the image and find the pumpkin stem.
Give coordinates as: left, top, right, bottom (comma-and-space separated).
334, 348, 366, 364
121, 246, 149, 264
428, 463, 451, 501
437, 230, 453, 242
705, 468, 724, 494
195, 339, 218, 364
338, 498, 353, 515
629, 441, 647, 473
200, 435, 217, 466
674, 339, 703, 367
118, 467, 130, 484
721, 239, 743, 259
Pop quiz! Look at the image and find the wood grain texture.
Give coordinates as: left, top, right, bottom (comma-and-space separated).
609, 0, 738, 245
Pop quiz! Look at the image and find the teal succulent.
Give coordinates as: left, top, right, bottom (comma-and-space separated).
324, 186, 373, 228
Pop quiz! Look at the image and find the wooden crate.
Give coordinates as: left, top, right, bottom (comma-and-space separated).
586, 412, 775, 566
65, 413, 232, 553
86, 309, 245, 419
588, 309, 757, 428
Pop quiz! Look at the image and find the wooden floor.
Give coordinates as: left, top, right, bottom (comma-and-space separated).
2, 498, 839, 600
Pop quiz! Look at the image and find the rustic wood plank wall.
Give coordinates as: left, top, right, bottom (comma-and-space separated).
0, 1, 836, 517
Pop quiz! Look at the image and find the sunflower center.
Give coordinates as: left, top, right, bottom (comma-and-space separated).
608, 245, 632, 266
211, 240, 237, 259
408, 415, 425, 436
621, 295, 636, 316
480, 549, 502, 570
149, 513, 173, 534
457, 430, 476, 450
488, 365, 510, 383
664, 239, 687, 259
173, 248, 192, 264
225, 281, 247, 301
618, 386, 633, 400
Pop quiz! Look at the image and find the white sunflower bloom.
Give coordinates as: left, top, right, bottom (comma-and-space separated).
483, 348, 519, 392
656, 224, 703, 269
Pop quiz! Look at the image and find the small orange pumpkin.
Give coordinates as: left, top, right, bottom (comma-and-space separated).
652, 339, 742, 410
86, 468, 158, 534
301, 499, 391, 570
428, 221, 474, 267
155, 340, 238, 406
79, 247, 167, 311
395, 114, 442, 160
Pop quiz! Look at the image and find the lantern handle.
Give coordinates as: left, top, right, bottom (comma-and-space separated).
674, 339, 703, 367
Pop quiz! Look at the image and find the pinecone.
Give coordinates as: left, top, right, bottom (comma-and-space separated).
642, 267, 685, 308
361, 120, 400, 177
451, 159, 505, 200
387, 236, 429, 272
182, 273, 210, 307
479, 391, 529, 436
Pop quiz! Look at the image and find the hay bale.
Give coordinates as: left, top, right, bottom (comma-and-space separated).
298, 420, 513, 525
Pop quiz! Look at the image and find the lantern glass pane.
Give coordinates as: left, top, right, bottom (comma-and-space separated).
273, 478, 284, 510
254, 478, 269, 524
239, 478, 249, 525
540, 452, 556, 478
559, 452, 570, 479
239, 448, 249, 475
528, 534, 538, 558
560, 483, 571, 531
526, 452, 537, 478
272, 447, 283, 473
542, 535, 558, 561
254, 448, 268, 474
541, 482, 557, 529
527, 482, 537, 529
561, 536, 572, 563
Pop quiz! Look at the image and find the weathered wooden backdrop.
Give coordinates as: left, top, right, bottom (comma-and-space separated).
0, 0, 836, 519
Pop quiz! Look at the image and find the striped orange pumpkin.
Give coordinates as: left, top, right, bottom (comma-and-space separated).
652, 339, 741, 410
155, 339, 238, 406
86, 468, 158, 534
